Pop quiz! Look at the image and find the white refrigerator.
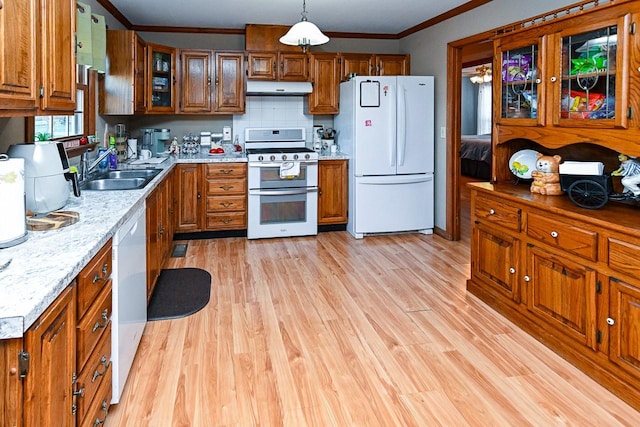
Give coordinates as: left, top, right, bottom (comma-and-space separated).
335, 76, 435, 238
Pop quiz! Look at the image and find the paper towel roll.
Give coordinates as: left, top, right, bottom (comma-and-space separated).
0, 156, 27, 247
127, 138, 138, 159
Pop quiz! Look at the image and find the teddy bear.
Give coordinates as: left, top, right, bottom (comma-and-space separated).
530, 153, 563, 195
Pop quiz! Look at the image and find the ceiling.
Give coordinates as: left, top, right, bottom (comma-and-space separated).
105, 0, 486, 36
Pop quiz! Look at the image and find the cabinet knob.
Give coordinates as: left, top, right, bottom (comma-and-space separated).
73, 386, 85, 398
550, 76, 557, 82
489, 209, 495, 215
524, 275, 531, 282
509, 267, 516, 274
535, 78, 542, 84
550, 231, 558, 238
606, 317, 616, 326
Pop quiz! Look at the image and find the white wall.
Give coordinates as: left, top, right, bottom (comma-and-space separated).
401, 0, 577, 230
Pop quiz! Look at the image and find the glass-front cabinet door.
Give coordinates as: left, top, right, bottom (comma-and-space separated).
496, 36, 544, 126
147, 43, 176, 113
553, 15, 628, 128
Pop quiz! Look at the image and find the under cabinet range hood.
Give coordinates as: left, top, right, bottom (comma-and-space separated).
246, 80, 313, 95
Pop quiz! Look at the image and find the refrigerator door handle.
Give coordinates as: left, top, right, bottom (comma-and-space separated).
397, 84, 406, 166
359, 174, 433, 185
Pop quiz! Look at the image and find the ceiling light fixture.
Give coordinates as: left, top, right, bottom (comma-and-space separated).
279, 0, 329, 53
470, 65, 492, 84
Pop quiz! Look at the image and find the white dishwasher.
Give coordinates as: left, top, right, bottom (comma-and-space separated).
111, 203, 147, 403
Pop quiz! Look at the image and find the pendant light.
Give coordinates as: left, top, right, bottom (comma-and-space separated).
279, 0, 329, 53
470, 65, 492, 84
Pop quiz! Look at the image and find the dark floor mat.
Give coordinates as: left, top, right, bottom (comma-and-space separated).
147, 268, 211, 321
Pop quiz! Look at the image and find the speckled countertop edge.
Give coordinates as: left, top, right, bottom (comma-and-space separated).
0, 152, 347, 339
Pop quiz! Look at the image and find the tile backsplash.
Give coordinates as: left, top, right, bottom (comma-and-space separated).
233, 96, 313, 144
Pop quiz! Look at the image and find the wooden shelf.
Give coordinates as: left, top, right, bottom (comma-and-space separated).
65, 142, 98, 159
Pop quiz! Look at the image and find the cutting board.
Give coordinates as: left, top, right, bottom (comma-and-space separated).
27, 211, 80, 231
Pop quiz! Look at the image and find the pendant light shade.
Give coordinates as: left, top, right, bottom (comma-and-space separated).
279, 0, 329, 53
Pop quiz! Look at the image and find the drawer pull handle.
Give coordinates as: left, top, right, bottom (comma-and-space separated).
550, 231, 558, 238
92, 309, 109, 333
93, 399, 109, 426
221, 218, 233, 224
524, 275, 531, 282
92, 273, 104, 284
220, 169, 233, 174
102, 263, 108, 275
73, 386, 85, 398
92, 355, 111, 382
509, 267, 516, 274
220, 202, 233, 208
489, 209, 495, 215
606, 317, 616, 326
220, 185, 234, 191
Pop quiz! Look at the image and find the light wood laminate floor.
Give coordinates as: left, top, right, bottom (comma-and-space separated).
106, 228, 639, 426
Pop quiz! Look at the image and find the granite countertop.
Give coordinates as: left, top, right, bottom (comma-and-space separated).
0, 150, 350, 339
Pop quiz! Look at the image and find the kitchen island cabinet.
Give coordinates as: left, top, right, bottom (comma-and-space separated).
467, 182, 640, 410
318, 159, 348, 225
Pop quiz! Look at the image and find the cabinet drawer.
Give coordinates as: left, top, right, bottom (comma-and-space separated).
77, 284, 112, 369
607, 235, 640, 277
205, 212, 246, 230
205, 163, 246, 178
206, 195, 246, 213
78, 362, 112, 427
474, 195, 521, 232
76, 327, 112, 424
206, 178, 246, 196
77, 239, 112, 318
527, 212, 597, 261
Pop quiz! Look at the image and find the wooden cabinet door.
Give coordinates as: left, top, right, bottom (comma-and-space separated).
609, 277, 640, 378
39, 0, 76, 112
318, 160, 348, 224
146, 187, 160, 299
279, 52, 308, 81
23, 285, 75, 427
526, 245, 597, 350
471, 223, 521, 302
309, 53, 340, 114
340, 53, 374, 80
0, 0, 38, 111
375, 54, 410, 76
175, 164, 201, 233
180, 49, 213, 113
0, 339, 23, 427
246, 51, 277, 80
147, 43, 176, 113
165, 169, 176, 246
134, 34, 147, 113
215, 52, 245, 113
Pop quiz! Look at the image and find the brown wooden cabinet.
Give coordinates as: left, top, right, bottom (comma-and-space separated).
180, 49, 213, 113
204, 163, 247, 231
0, 338, 23, 427
374, 54, 410, 76
308, 53, 340, 114
467, 181, 640, 411
147, 43, 176, 113
175, 164, 202, 233
147, 172, 174, 298
247, 51, 308, 81
215, 51, 245, 113
339, 53, 374, 81
318, 160, 348, 225
100, 30, 147, 115
0, 0, 75, 115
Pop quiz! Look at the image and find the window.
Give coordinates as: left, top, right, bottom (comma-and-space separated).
28, 65, 95, 141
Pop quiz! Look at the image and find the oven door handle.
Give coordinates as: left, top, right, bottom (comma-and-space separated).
249, 188, 318, 196
248, 161, 317, 168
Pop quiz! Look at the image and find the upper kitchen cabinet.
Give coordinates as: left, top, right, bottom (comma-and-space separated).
375, 54, 410, 76
147, 43, 176, 113
246, 51, 309, 81
0, 0, 75, 115
339, 53, 374, 81
179, 49, 213, 113
308, 52, 340, 114
100, 30, 147, 115
494, 6, 638, 152
214, 51, 245, 113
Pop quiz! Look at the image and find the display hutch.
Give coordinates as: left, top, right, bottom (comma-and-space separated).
467, 0, 640, 411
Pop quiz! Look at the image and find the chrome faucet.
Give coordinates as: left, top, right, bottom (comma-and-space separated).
80, 148, 117, 180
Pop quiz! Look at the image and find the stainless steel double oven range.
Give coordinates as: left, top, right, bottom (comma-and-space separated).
245, 127, 319, 239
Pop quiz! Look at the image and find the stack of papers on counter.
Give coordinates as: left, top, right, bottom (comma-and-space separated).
559, 161, 604, 175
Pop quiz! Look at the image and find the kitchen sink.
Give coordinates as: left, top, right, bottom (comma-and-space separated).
81, 168, 162, 191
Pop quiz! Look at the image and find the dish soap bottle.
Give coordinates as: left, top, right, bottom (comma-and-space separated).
108, 136, 118, 170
